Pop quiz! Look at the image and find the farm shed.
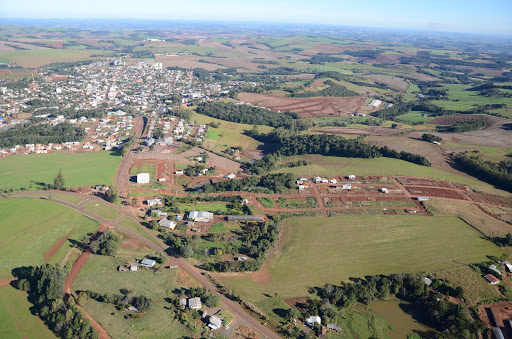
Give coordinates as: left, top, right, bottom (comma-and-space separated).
416, 196, 431, 201
188, 297, 202, 310
484, 274, 500, 285
227, 215, 265, 222
141, 259, 156, 268
306, 316, 321, 326
159, 218, 177, 229
147, 198, 162, 206
189, 211, 213, 222
137, 173, 150, 184
209, 315, 223, 330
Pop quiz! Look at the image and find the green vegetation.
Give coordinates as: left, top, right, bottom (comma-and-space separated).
0, 151, 121, 191
115, 217, 164, 249
396, 111, 435, 123
0, 198, 98, 279
0, 122, 86, 149
276, 197, 318, 209
82, 201, 122, 220
220, 215, 503, 299
0, 286, 56, 339
256, 197, 275, 208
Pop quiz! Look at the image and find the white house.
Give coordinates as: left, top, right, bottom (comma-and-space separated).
137, 173, 150, 184
188, 211, 213, 222
140, 259, 156, 268
224, 173, 236, 180
306, 316, 321, 326
146, 198, 162, 206
369, 99, 382, 108
342, 184, 352, 190
348, 175, 356, 180
159, 218, 177, 229
381, 188, 389, 194
329, 179, 337, 184
209, 315, 223, 330
151, 210, 167, 217
175, 171, 184, 175
188, 297, 202, 310
158, 178, 166, 182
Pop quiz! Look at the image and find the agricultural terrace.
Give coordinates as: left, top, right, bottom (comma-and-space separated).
0, 198, 98, 279
271, 154, 502, 194
0, 152, 121, 191
219, 215, 503, 300
0, 286, 56, 339
73, 248, 200, 338
192, 112, 273, 153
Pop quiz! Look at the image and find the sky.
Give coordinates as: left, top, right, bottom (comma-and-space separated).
2, 0, 512, 35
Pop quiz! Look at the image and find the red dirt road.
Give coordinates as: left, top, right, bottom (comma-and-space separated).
44, 232, 71, 262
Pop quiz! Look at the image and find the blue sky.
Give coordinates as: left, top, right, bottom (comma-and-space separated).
2, 0, 511, 35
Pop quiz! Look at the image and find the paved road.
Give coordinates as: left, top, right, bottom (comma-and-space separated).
11, 192, 279, 339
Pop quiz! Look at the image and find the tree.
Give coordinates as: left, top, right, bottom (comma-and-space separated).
106, 186, 120, 204
135, 295, 152, 312
53, 170, 65, 190
286, 308, 300, 322
181, 245, 194, 258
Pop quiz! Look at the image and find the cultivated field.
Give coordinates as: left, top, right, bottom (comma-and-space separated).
0, 152, 121, 191
0, 198, 98, 279
0, 49, 104, 67
0, 286, 56, 339
238, 93, 372, 118
219, 215, 503, 300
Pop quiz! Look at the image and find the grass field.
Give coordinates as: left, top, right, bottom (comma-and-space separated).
82, 201, 122, 220
423, 199, 511, 237
431, 84, 512, 111
115, 217, 164, 249
193, 113, 273, 152
0, 49, 104, 67
433, 266, 502, 306
208, 222, 240, 233
0, 152, 121, 191
0, 198, 98, 279
219, 215, 503, 300
271, 155, 498, 192
396, 111, 436, 123
36, 193, 88, 205
0, 286, 56, 339
257, 197, 275, 208
74, 252, 198, 338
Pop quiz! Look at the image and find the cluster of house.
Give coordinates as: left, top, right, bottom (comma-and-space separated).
86, 112, 134, 151
483, 262, 512, 285
304, 316, 342, 336
178, 297, 227, 330
297, 176, 358, 190
117, 258, 157, 272
146, 196, 215, 230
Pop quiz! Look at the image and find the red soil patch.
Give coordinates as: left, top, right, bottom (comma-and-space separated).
428, 114, 500, 126
0, 279, 15, 287
238, 93, 371, 118
44, 232, 72, 262
478, 301, 512, 328
284, 297, 311, 311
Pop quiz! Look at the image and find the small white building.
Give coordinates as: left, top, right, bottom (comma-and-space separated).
224, 173, 236, 180
140, 259, 156, 268
369, 99, 382, 108
158, 178, 166, 182
146, 198, 162, 206
188, 211, 214, 222
159, 218, 177, 229
381, 188, 389, 194
306, 316, 321, 326
329, 179, 337, 184
188, 297, 202, 310
348, 175, 356, 180
342, 184, 352, 190
137, 173, 150, 184
209, 315, 223, 330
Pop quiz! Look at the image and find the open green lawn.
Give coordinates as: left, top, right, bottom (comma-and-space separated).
0, 152, 121, 191
130, 163, 156, 181
193, 113, 273, 152
37, 193, 88, 205
271, 155, 498, 192
396, 111, 436, 123
0, 286, 56, 339
0, 198, 98, 279
116, 217, 164, 249
257, 197, 275, 208
82, 201, 122, 220
432, 84, 512, 111
219, 215, 503, 300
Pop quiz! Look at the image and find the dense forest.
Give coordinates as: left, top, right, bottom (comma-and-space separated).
201, 173, 295, 194
195, 102, 304, 129
314, 273, 483, 338
13, 264, 98, 338
291, 82, 358, 98
0, 122, 86, 148
437, 120, 486, 133
453, 153, 512, 192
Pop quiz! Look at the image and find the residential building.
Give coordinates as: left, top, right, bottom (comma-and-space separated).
140, 259, 156, 268
137, 173, 150, 184
209, 315, 223, 330
159, 218, 177, 229
188, 297, 202, 310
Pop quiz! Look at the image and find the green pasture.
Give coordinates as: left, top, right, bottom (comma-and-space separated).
220, 215, 503, 300
130, 163, 156, 181
396, 111, 436, 123
193, 113, 273, 151
432, 84, 512, 111
0, 286, 56, 339
0, 152, 121, 191
115, 217, 164, 249
0, 49, 104, 67
0, 198, 98, 279
82, 201, 122, 220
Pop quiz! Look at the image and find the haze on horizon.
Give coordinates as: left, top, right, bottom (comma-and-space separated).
2, 0, 512, 36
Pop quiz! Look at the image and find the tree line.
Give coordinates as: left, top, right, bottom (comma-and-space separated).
0, 122, 86, 148
437, 120, 486, 133
201, 173, 295, 194
453, 153, 512, 192
290, 81, 358, 98
13, 264, 98, 338
195, 102, 309, 130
